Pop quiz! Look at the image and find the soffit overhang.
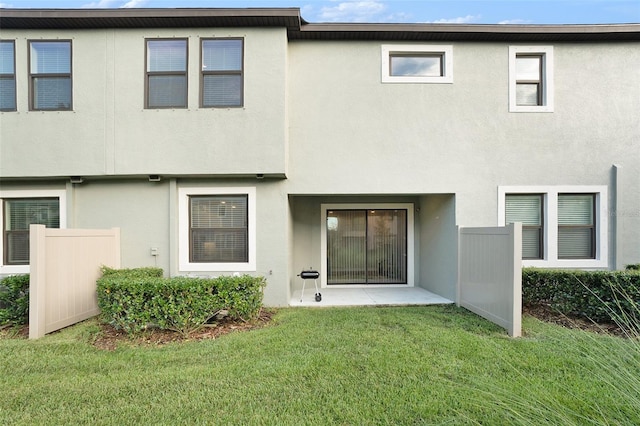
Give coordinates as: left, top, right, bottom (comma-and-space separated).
1, 8, 639, 42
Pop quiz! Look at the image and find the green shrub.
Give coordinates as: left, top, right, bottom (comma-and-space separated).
100, 266, 164, 279
97, 268, 266, 336
523, 268, 640, 323
210, 274, 267, 321
0, 274, 30, 326
626, 263, 640, 271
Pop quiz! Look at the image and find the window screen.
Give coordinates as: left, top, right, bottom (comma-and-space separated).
189, 195, 248, 263
146, 39, 187, 108
506, 194, 543, 259
201, 39, 243, 107
0, 41, 16, 111
558, 194, 595, 259
29, 41, 72, 110
3, 198, 60, 265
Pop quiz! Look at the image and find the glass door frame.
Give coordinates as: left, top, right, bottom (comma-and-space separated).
320, 203, 415, 288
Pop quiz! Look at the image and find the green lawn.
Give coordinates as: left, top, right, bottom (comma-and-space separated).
1, 305, 638, 425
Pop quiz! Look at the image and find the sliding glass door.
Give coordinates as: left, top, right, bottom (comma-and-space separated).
326, 209, 407, 285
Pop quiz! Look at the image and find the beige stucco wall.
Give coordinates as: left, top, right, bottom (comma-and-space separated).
286, 40, 640, 268
1, 30, 639, 305
0, 27, 288, 177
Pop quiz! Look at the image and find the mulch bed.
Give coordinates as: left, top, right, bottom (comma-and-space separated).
523, 304, 625, 337
91, 309, 275, 351
3, 306, 627, 349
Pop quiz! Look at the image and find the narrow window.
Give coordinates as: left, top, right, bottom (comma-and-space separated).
0, 40, 16, 111
509, 46, 553, 112
146, 39, 187, 108
505, 194, 544, 259
515, 54, 542, 106
189, 195, 248, 263
29, 40, 72, 111
3, 198, 60, 265
558, 194, 595, 259
201, 38, 243, 107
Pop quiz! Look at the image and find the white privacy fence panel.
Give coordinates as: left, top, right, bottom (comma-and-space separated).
29, 225, 120, 339
458, 223, 522, 337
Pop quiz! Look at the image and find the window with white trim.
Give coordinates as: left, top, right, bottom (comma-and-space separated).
382, 45, 453, 83
0, 40, 16, 111
509, 46, 553, 112
178, 187, 256, 272
0, 190, 66, 273
505, 194, 543, 260
499, 186, 607, 268
29, 40, 72, 111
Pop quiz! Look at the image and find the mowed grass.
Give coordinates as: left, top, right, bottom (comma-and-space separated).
1, 305, 638, 425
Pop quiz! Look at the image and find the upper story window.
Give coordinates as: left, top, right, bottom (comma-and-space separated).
201, 38, 243, 107
29, 40, 72, 111
509, 46, 554, 112
145, 39, 187, 109
0, 40, 16, 111
381, 45, 453, 84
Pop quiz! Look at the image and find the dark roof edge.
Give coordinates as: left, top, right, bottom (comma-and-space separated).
0, 7, 302, 18
1, 8, 638, 42
294, 22, 640, 42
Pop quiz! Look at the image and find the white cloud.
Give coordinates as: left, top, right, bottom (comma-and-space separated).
498, 19, 530, 25
318, 1, 387, 23
81, 0, 147, 8
81, 0, 119, 7
121, 0, 147, 8
0, 3, 14, 7
428, 15, 481, 24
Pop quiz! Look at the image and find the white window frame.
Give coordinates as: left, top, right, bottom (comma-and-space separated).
320, 203, 415, 288
178, 186, 256, 272
0, 189, 67, 275
381, 45, 453, 84
498, 186, 608, 268
509, 46, 554, 112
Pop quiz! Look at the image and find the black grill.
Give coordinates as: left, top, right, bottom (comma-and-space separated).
299, 270, 319, 279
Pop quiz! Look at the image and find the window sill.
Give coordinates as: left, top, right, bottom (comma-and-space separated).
523, 258, 608, 269
179, 262, 255, 273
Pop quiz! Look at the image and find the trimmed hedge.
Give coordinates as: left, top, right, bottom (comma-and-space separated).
0, 274, 30, 326
97, 267, 266, 336
523, 268, 640, 323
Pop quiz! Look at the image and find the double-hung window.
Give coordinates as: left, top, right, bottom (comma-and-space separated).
178, 187, 256, 272
0, 40, 16, 111
1, 190, 66, 273
201, 38, 243, 107
505, 194, 543, 259
381, 45, 453, 83
499, 186, 607, 268
29, 40, 72, 111
558, 194, 595, 259
190, 195, 248, 263
509, 46, 553, 112
146, 39, 188, 108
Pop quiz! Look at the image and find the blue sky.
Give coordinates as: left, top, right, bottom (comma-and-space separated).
1, 1, 639, 24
